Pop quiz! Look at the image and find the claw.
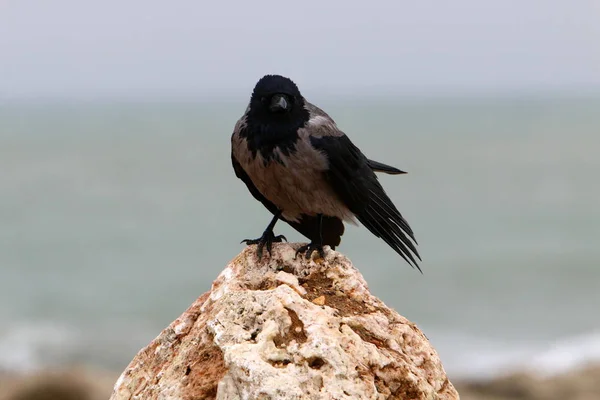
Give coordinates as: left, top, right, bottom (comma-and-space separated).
295, 242, 326, 260
241, 231, 286, 259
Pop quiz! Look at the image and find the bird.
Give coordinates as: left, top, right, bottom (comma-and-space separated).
231, 74, 421, 270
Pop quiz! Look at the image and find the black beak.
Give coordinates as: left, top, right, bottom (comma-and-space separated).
269, 94, 290, 113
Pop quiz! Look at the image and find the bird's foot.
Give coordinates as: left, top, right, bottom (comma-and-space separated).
295, 242, 326, 260
241, 231, 287, 259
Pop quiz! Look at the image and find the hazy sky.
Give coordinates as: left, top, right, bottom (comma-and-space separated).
2, 0, 600, 100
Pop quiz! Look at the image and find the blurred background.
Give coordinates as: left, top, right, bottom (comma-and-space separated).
1, 0, 600, 398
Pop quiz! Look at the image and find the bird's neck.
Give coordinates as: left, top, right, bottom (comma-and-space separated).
241, 122, 301, 163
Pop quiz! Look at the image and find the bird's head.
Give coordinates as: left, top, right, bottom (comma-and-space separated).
247, 75, 308, 128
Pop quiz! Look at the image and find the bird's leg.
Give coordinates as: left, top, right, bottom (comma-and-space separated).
295, 214, 326, 259
241, 210, 287, 259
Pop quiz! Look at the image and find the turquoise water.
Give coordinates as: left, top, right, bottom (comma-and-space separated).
1, 96, 599, 378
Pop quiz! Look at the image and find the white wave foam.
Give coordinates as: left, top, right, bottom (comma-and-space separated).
431, 330, 600, 379
526, 332, 600, 376
0, 319, 155, 373
0, 321, 77, 372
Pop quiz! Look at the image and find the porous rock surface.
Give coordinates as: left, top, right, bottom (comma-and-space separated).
110, 243, 458, 400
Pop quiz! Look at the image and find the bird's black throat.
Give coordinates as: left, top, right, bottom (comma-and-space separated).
242, 107, 310, 164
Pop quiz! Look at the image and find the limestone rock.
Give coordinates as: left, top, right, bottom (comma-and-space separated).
110, 243, 458, 400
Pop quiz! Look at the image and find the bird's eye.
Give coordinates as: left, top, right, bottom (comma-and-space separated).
260, 96, 268, 104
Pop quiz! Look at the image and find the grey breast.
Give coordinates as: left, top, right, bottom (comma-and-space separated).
231, 107, 355, 223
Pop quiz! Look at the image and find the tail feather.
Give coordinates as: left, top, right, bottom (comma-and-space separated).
367, 159, 406, 175
356, 187, 421, 272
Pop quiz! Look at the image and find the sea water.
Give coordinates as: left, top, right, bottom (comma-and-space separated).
1, 95, 599, 379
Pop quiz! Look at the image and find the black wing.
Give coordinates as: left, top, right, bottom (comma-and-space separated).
310, 135, 421, 270
367, 159, 406, 175
231, 152, 345, 248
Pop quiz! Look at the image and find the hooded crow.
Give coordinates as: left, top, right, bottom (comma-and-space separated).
231, 75, 421, 270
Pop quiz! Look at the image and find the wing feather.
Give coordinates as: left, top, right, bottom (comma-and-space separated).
367, 159, 406, 175
310, 135, 421, 270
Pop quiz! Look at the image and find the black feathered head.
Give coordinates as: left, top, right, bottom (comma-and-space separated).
248, 75, 308, 123
242, 74, 311, 159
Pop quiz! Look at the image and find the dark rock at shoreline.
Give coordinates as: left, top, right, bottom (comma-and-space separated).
455, 364, 600, 400
0, 368, 117, 400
